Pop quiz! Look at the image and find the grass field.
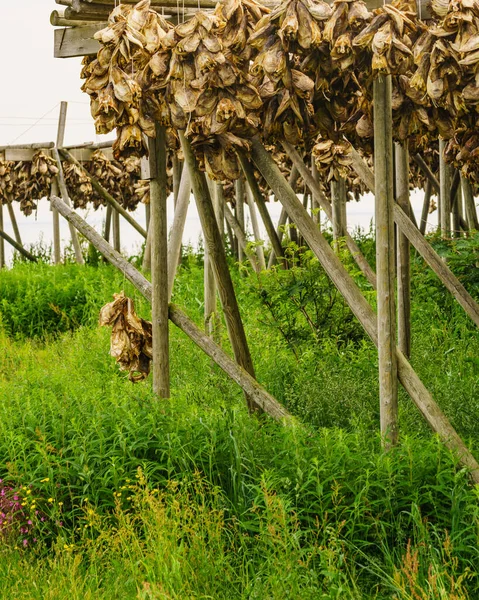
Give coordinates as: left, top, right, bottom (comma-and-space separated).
0, 236, 478, 598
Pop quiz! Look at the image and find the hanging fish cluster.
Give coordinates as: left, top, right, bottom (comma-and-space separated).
63, 161, 94, 209
99, 291, 153, 382
12, 153, 59, 216
0, 161, 14, 203
81, 0, 173, 158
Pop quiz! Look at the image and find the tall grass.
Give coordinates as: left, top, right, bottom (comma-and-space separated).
0, 244, 478, 597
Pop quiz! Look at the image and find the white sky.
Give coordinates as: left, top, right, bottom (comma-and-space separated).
0, 2, 438, 265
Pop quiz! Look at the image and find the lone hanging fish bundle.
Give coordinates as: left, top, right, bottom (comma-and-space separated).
99, 291, 153, 382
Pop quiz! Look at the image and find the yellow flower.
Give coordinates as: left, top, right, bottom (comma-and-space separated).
58, 502, 63, 507
48, 498, 54, 503
26, 490, 31, 495
41, 478, 50, 483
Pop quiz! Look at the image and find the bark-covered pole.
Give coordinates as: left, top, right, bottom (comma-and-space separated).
148, 124, 170, 398
167, 164, 191, 301
50, 193, 288, 421
6, 196, 22, 247
374, 76, 398, 447
395, 141, 411, 358
179, 132, 257, 413
0, 227, 37, 262
246, 186, 267, 270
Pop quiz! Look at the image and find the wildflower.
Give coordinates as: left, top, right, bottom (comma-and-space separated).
40, 478, 49, 483
48, 498, 54, 503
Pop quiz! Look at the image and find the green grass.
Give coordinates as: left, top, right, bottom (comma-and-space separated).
0, 244, 478, 598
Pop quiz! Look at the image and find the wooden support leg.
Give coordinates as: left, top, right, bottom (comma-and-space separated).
250, 137, 479, 483
331, 177, 346, 251
419, 181, 432, 235
149, 125, 170, 398
395, 142, 411, 359
204, 176, 218, 336
235, 177, 245, 264
439, 139, 451, 238
167, 164, 191, 301
240, 159, 283, 267
179, 132, 257, 413
50, 194, 289, 421
6, 197, 22, 247
50, 181, 61, 264
0, 228, 37, 262
462, 175, 479, 231
311, 160, 321, 228
104, 204, 112, 243
246, 185, 266, 270
112, 208, 121, 253
374, 76, 398, 447
224, 204, 261, 273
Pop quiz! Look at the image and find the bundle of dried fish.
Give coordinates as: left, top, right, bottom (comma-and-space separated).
63, 161, 94, 209
312, 137, 352, 182
0, 160, 14, 203
81, 0, 173, 158
99, 291, 152, 382
12, 152, 59, 216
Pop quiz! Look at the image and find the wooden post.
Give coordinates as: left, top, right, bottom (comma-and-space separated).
54, 103, 84, 264
246, 185, 266, 270
374, 75, 398, 447
462, 175, 479, 231
331, 177, 346, 251
419, 181, 432, 235
112, 208, 121, 252
395, 141, 411, 358
145, 203, 151, 231
235, 176, 245, 264
250, 138, 479, 483
167, 164, 191, 300
237, 152, 284, 267
104, 204, 112, 242
215, 183, 225, 241
148, 124, 170, 398
179, 131, 257, 413
413, 154, 440, 195
204, 176, 218, 336
50, 193, 289, 421
311, 160, 321, 228
439, 139, 451, 238
50, 180, 61, 264
0, 202, 4, 268
52, 149, 85, 265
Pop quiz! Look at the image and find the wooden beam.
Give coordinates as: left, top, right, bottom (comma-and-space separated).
180, 131, 258, 413
50, 193, 289, 420
167, 164, 191, 301
0, 142, 54, 151
51, 10, 94, 26
148, 125, 170, 398
54, 24, 105, 58
413, 154, 440, 195
6, 200, 22, 247
439, 139, 451, 238
0, 228, 37, 263
246, 185, 267, 271
250, 137, 479, 483
462, 175, 479, 231
224, 204, 261, 273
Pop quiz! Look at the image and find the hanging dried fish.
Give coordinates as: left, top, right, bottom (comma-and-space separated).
99, 291, 153, 382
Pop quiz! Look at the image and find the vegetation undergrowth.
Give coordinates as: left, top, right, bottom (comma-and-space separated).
0, 233, 478, 598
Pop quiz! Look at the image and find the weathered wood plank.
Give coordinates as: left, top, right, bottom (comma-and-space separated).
54, 24, 105, 58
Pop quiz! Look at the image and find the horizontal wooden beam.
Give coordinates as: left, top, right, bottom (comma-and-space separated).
51, 9, 94, 26
3, 147, 112, 162
54, 23, 105, 58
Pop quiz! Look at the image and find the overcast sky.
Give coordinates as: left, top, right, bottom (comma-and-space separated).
0, 1, 107, 146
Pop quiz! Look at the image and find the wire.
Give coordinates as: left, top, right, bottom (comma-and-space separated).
8, 103, 60, 145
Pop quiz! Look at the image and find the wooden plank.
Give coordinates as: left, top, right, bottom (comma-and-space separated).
420, 181, 432, 235
0, 227, 37, 262
50, 192, 289, 420
54, 24, 105, 58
